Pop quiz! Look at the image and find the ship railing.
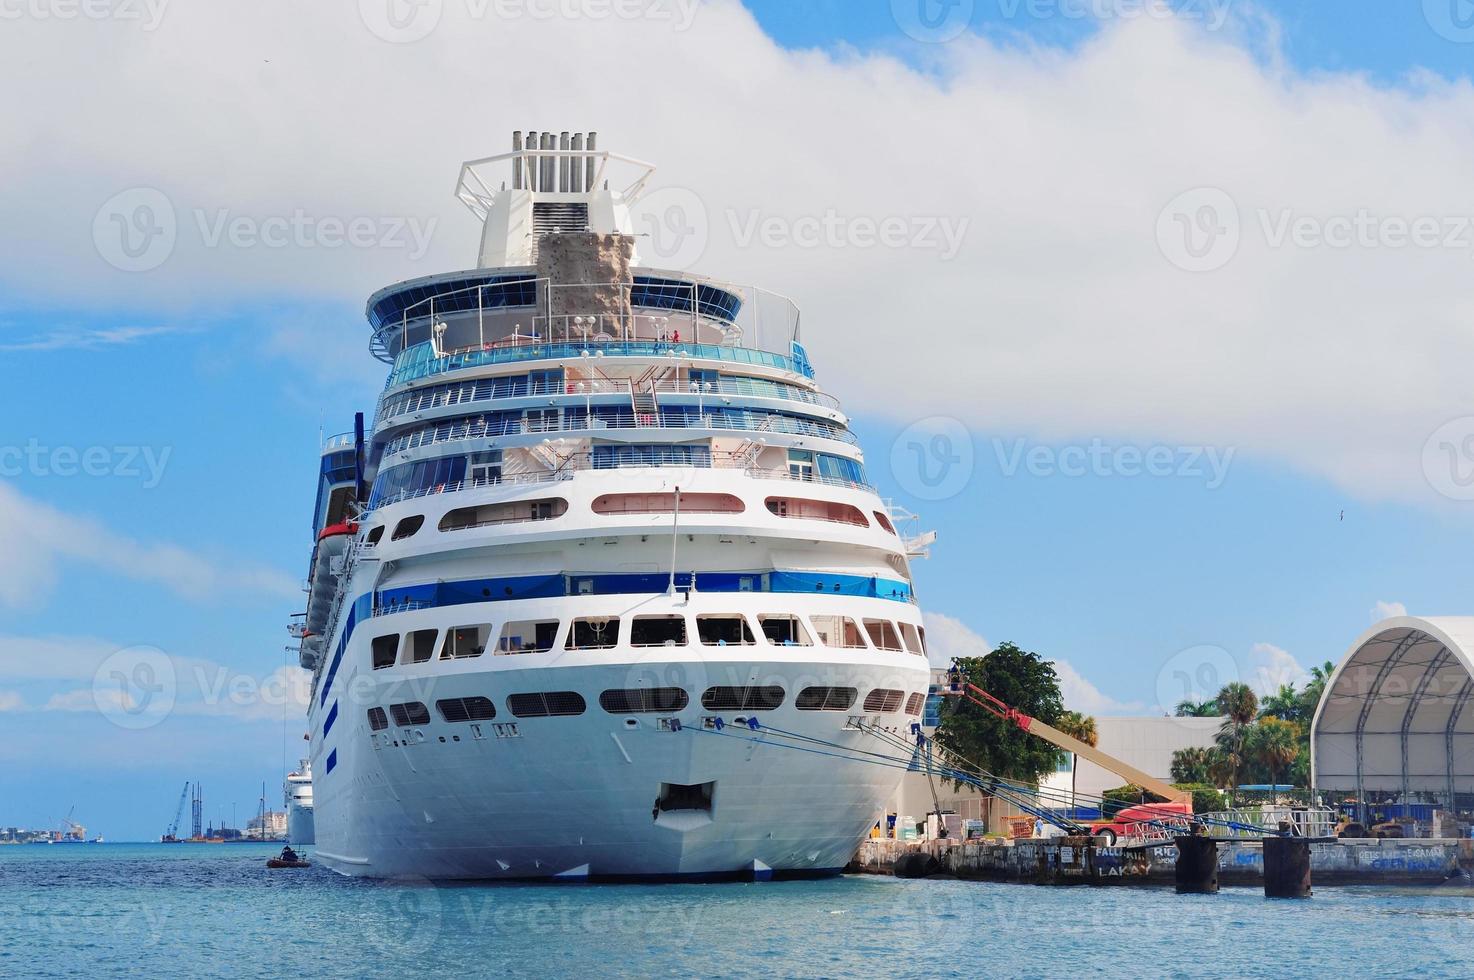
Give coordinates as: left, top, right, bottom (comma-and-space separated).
371, 598, 431, 618
321, 431, 357, 453
379, 411, 857, 456
371, 276, 804, 372
386, 339, 812, 390
363, 454, 875, 514
373, 375, 840, 427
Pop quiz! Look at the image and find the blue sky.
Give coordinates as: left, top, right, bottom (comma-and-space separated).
2, 0, 1473, 839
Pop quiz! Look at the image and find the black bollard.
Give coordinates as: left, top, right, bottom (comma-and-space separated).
1175, 834, 1219, 894
1262, 835, 1312, 898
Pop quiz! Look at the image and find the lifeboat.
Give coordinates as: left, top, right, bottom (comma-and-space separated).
302, 523, 358, 641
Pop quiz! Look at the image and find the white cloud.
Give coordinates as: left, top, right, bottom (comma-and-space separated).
0, 482, 298, 608
1052, 658, 1145, 716
921, 610, 990, 668
1372, 600, 1408, 621
1, 7, 1472, 503
922, 610, 1140, 715
1249, 641, 1310, 695
0, 325, 190, 353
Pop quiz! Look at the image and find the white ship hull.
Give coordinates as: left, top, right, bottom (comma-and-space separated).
311, 644, 927, 880
287, 800, 315, 845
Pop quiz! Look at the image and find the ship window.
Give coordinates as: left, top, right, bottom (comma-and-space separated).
787, 449, 814, 482
863, 689, 905, 713
631, 615, 686, 647
440, 624, 490, 659
899, 623, 924, 656
696, 615, 755, 646
758, 615, 811, 646
371, 634, 399, 670
873, 510, 895, 534
863, 619, 903, 652
391, 514, 425, 540
566, 617, 619, 650
795, 687, 857, 711
406, 629, 437, 664
598, 688, 689, 714
507, 691, 587, 718
904, 692, 925, 715
367, 706, 388, 731
436, 696, 496, 722
390, 701, 431, 726
439, 497, 567, 531
365, 525, 385, 545
591, 492, 745, 515
497, 619, 559, 654
701, 686, 785, 711
810, 615, 867, 649
764, 497, 868, 527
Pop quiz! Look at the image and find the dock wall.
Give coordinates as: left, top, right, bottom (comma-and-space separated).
851, 837, 1472, 886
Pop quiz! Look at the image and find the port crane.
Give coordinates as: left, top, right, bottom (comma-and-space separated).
162, 781, 190, 842
943, 671, 1190, 805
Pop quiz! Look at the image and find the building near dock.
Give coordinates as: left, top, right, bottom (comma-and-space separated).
1312, 615, 1474, 833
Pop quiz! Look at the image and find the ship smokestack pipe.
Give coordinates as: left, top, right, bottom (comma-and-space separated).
512, 131, 524, 190
527, 130, 539, 191
559, 131, 570, 192
571, 133, 583, 193
542, 133, 555, 193
585, 131, 597, 192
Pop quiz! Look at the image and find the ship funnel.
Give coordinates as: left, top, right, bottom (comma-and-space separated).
512, 131, 524, 190
559, 131, 571, 192
541, 133, 554, 193
585, 131, 597, 192
526, 130, 540, 191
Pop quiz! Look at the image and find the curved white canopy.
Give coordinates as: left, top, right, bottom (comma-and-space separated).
1312, 616, 1474, 797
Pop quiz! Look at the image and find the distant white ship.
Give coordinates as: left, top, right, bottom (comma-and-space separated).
292, 129, 935, 880
284, 761, 314, 845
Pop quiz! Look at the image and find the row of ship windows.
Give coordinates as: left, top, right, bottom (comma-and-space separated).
370, 613, 927, 668
377, 370, 831, 421
364, 686, 927, 729
369, 495, 897, 543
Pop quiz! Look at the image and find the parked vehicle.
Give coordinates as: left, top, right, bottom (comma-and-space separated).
1086, 801, 1193, 845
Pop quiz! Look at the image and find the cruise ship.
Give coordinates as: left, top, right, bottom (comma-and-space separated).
284, 760, 314, 845
294, 130, 934, 880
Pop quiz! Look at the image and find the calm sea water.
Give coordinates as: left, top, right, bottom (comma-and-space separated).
6, 842, 1474, 978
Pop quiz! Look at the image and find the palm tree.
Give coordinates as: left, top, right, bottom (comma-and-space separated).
1216, 682, 1258, 805
1252, 717, 1301, 793
1170, 746, 1216, 784
1174, 698, 1220, 717
1258, 684, 1301, 724
1055, 711, 1098, 809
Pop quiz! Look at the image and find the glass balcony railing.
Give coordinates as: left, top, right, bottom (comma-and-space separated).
386, 340, 814, 389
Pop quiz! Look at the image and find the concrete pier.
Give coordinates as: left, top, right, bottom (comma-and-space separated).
851, 837, 1472, 887
1174, 835, 1219, 894
1262, 837, 1313, 898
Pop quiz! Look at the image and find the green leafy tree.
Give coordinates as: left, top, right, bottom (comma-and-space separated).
1258, 683, 1302, 725
1055, 710, 1097, 807
1215, 682, 1258, 804
1172, 783, 1227, 815
1174, 698, 1220, 717
935, 642, 1066, 788
1170, 746, 1219, 785
1252, 717, 1301, 791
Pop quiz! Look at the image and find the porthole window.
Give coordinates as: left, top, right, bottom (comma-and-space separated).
392, 515, 425, 540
